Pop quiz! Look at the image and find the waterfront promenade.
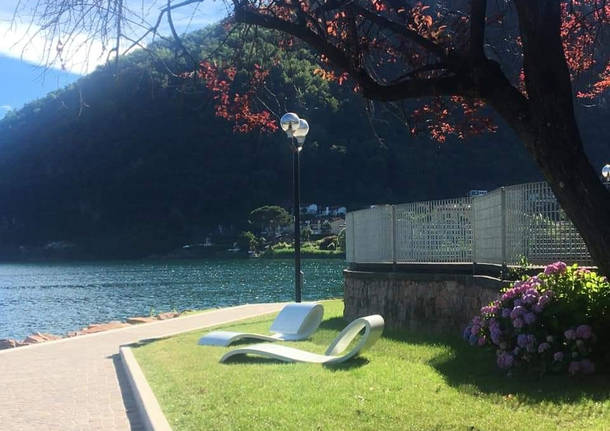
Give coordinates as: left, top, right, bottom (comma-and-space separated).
0, 303, 285, 430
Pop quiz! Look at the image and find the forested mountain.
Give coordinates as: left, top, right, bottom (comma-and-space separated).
0, 25, 607, 259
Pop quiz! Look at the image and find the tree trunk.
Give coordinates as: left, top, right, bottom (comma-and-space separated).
506, 0, 610, 275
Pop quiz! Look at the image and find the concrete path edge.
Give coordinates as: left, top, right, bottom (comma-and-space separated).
120, 346, 172, 431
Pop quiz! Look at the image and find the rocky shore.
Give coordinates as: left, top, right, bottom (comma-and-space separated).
0, 311, 184, 350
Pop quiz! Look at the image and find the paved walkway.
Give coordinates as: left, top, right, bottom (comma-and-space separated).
0, 303, 285, 431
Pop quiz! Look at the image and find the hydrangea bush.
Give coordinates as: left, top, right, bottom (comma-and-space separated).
465, 262, 610, 375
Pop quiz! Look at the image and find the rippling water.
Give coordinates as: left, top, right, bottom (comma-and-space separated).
0, 258, 345, 340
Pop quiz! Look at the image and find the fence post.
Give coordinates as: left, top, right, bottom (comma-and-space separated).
471, 197, 477, 275
391, 205, 397, 270
501, 186, 507, 277
351, 213, 356, 263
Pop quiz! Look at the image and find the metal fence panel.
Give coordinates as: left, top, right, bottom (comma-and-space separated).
346, 181, 592, 266
503, 182, 592, 265
350, 205, 393, 263
345, 212, 355, 262
395, 198, 472, 262
472, 189, 504, 264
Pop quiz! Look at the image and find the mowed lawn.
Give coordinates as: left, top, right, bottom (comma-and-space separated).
132, 300, 610, 431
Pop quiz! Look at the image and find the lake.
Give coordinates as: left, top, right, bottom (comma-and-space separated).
0, 258, 346, 340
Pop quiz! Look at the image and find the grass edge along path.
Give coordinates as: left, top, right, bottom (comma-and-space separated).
132, 300, 610, 431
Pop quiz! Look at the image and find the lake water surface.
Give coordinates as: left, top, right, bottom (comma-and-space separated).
0, 258, 345, 340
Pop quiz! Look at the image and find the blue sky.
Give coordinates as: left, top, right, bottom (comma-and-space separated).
0, 0, 227, 119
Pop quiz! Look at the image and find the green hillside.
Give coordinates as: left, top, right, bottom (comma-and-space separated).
0, 25, 606, 259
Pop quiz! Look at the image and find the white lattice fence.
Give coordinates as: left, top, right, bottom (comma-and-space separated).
503, 183, 592, 265
395, 198, 472, 262
346, 182, 592, 266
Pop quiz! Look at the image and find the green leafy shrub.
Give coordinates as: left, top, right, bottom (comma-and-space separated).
318, 235, 338, 250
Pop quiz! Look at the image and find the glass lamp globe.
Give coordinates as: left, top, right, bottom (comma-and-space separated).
602, 164, 610, 180
293, 119, 309, 146
280, 113, 300, 137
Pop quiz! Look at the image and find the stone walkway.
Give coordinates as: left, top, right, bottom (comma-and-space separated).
0, 303, 285, 431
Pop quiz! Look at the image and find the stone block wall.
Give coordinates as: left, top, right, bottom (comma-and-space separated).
344, 269, 506, 334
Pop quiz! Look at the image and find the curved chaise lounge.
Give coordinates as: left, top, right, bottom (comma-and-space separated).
198, 302, 324, 346
220, 314, 384, 364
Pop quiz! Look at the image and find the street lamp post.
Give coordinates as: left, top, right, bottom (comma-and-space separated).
602, 164, 610, 188
280, 113, 309, 303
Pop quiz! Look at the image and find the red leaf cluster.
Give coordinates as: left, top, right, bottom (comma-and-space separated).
196, 61, 278, 134
411, 96, 497, 143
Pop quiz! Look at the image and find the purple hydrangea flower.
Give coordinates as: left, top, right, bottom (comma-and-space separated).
513, 318, 524, 329
471, 324, 481, 336
510, 306, 525, 320
501, 308, 511, 318
463, 325, 472, 341
568, 361, 580, 375
522, 289, 539, 305
477, 336, 487, 346
468, 334, 478, 345
564, 329, 576, 340
575, 324, 592, 340
538, 293, 552, 307
553, 352, 564, 362
517, 334, 529, 348
497, 352, 514, 369
524, 312, 536, 325
538, 342, 551, 353
580, 359, 595, 375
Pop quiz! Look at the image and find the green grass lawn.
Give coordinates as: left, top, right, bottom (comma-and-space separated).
132, 300, 610, 431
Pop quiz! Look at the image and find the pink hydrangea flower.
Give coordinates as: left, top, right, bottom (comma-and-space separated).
544, 261, 567, 275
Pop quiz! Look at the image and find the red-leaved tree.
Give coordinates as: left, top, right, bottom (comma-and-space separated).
222, 0, 610, 274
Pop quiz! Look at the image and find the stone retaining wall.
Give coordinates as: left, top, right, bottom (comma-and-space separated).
344, 269, 507, 334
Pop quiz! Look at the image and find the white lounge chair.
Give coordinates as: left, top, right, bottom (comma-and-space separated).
220, 314, 384, 364
198, 302, 324, 346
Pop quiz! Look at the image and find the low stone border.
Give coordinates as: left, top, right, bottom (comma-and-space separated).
0, 311, 183, 350
120, 346, 173, 431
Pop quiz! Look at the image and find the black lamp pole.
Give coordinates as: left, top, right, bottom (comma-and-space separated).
280, 113, 308, 303
293, 140, 302, 303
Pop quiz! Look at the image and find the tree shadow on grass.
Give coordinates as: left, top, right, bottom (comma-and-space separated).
384, 327, 610, 405
324, 357, 369, 371
318, 316, 348, 331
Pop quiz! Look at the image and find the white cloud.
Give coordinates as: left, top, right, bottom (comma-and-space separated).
0, 1, 228, 75
0, 105, 12, 111
0, 20, 105, 75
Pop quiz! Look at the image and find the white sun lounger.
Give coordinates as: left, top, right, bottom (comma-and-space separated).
220, 314, 384, 364
198, 302, 324, 346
